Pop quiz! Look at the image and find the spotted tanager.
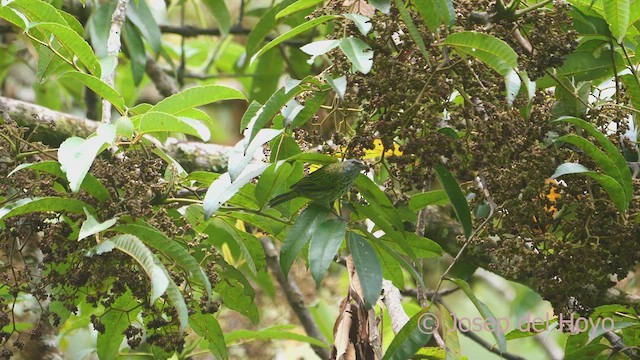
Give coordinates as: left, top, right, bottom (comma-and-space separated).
268, 159, 368, 207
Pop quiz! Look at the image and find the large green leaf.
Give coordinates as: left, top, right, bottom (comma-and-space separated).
348, 232, 382, 308
61, 71, 125, 113
382, 308, 433, 360
0, 197, 93, 220
555, 134, 626, 192
126, 0, 161, 54
202, 0, 231, 35
96, 291, 140, 360
245, 0, 297, 57
414, 0, 455, 30
150, 85, 246, 114
276, 0, 323, 19
215, 259, 259, 323
554, 116, 633, 207
309, 219, 347, 285
435, 164, 472, 238
58, 124, 115, 192
603, 0, 630, 43
203, 163, 270, 218
88, 234, 169, 302
280, 204, 330, 277
338, 37, 373, 74
114, 224, 213, 304
78, 209, 117, 241
190, 314, 228, 360
551, 162, 629, 213
408, 190, 449, 210
449, 278, 507, 354
395, 0, 429, 61
251, 15, 338, 64
443, 31, 518, 76
27, 22, 101, 76
132, 112, 211, 141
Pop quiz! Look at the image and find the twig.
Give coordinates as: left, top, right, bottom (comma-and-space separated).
460, 329, 526, 360
259, 237, 331, 360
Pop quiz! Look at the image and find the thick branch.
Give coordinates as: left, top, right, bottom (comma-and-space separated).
260, 236, 331, 360
1, 96, 230, 171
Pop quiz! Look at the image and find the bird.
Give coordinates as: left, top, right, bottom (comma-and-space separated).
268, 159, 369, 208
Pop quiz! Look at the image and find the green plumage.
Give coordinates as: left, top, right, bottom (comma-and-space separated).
268, 159, 368, 207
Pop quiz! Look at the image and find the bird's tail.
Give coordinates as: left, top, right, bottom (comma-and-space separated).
268, 191, 299, 207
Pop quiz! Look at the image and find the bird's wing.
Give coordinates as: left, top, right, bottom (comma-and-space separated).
290, 168, 333, 192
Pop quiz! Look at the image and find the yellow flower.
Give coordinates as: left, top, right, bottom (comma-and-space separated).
363, 139, 403, 159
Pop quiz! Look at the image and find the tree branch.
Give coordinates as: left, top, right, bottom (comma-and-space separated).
259, 236, 331, 360
102, 0, 129, 122
0, 96, 232, 171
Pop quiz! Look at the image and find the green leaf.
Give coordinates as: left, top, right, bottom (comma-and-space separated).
354, 176, 404, 230
395, 0, 429, 61
551, 162, 628, 212
190, 314, 228, 360
449, 278, 507, 354
96, 291, 140, 360
309, 219, 347, 285
202, 0, 232, 35
150, 85, 246, 114
220, 219, 265, 274
225, 325, 329, 347
504, 69, 521, 106
414, 0, 455, 30
276, 0, 323, 19
435, 164, 472, 238
245, 0, 297, 57
408, 190, 449, 210
203, 163, 270, 219
251, 48, 284, 103
555, 134, 625, 188
439, 304, 461, 359
0, 197, 94, 220
245, 84, 305, 143
621, 74, 640, 110
133, 111, 211, 141
280, 204, 330, 276
443, 31, 518, 76
88, 235, 169, 302
228, 129, 283, 181
326, 76, 346, 101
369, 0, 391, 13
382, 308, 433, 360
300, 40, 341, 64
338, 37, 373, 74
255, 162, 294, 207
554, 116, 633, 206
87, 2, 115, 59
61, 71, 125, 113
348, 232, 382, 308
251, 15, 338, 64
114, 224, 213, 304
28, 22, 101, 76
122, 21, 146, 85
603, 0, 630, 43
215, 259, 259, 323
126, 0, 162, 54
78, 209, 117, 241
343, 14, 372, 35
58, 124, 115, 192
